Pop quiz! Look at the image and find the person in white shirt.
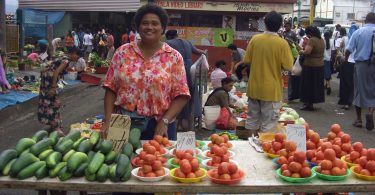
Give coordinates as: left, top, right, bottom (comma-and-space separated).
67, 47, 86, 79
323, 31, 334, 95
83, 29, 93, 60
210, 60, 228, 89
51, 37, 64, 56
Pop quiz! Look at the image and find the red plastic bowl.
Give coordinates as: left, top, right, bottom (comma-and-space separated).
207, 169, 245, 185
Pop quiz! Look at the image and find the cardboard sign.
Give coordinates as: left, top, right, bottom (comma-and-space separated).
286, 124, 306, 151
106, 114, 131, 152
176, 131, 196, 151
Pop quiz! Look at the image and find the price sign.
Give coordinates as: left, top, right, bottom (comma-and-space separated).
286, 124, 306, 151
106, 114, 131, 152
176, 131, 196, 151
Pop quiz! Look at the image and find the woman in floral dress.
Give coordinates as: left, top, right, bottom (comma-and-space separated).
38, 54, 70, 136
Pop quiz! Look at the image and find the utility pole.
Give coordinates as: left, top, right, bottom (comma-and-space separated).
0, 0, 6, 53
297, 0, 301, 24
310, 0, 317, 25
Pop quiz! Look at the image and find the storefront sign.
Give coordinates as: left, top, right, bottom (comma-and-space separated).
235, 31, 261, 41
153, 0, 293, 13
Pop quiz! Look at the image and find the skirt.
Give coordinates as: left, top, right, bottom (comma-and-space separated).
353, 61, 375, 108
287, 72, 301, 101
300, 65, 325, 104
338, 62, 354, 105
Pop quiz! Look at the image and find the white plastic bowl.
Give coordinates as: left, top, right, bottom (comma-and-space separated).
201, 159, 239, 170
201, 150, 235, 159
131, 167, 169, 182
135, 148, 169, 157
169, 148, 202, 157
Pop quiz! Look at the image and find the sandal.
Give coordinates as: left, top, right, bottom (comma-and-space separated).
366, 114, 374, 131
352, 120, 363, 128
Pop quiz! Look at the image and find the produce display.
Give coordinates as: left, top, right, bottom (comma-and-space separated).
351, 148, 375, 177
1, 108, 375, 191
207, 134, 233, 149
0, 128, 142, 182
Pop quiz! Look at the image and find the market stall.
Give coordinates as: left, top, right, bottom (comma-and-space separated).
0, 139, 375, 194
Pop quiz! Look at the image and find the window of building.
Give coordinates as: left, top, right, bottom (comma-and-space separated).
189, 14, 222, 28
335, 12, 341, 18
347, 13, 355, 20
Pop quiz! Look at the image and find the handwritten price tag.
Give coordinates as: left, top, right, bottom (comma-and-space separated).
176, 131, 196, 151
286, 124, 306, 151
106, 114, 131, 152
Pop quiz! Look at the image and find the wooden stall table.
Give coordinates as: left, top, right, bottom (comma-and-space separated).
0, 141, 375, 194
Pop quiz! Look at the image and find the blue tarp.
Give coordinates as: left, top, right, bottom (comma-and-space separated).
0, 80, 81, 110
0, 90, 38, 110
22, 9, 65, 38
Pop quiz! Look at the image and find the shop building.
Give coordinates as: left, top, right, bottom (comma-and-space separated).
144, 0, 295, 68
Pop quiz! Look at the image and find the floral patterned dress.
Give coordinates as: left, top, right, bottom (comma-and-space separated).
103, 42, 191, 119
38, 57, 67, 129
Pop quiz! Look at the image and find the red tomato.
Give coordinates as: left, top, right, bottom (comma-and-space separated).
330, 124, 341, 134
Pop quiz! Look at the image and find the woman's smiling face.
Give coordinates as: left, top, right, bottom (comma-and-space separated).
139, 13, 163, 43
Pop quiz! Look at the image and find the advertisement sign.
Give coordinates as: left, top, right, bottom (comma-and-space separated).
168, 26, 234, 47
213, 28, 234, 47
222, 15, 236, 30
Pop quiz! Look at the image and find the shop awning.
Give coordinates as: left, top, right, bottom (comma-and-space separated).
19, 0, 140, 12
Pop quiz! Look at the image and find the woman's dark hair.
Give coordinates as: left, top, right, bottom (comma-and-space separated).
305, 26, 321, 39
264, 11, 283, 32
324, 31, 332, 50
215, 60, 226, 68
299, 28, 305, 37
134, 3, 169, 34
67, 46, 81, 56
165, 30, 178, 40
235, 63, 250, 81
67, 30, 72, 37
221, 77, 235, 86
339, 28, 347, 37
227, 44, 237, 50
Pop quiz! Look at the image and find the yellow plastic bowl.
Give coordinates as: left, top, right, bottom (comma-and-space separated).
169, 168, 207, 183
259, 133, 275, 143
264, 151, 280, 159
340, 156, 357, 168
350, 166, 375, 181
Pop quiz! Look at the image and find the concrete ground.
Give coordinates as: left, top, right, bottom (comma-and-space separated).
0, 71, 374, 194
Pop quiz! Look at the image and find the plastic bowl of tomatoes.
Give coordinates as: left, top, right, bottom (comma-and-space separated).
207, 168, 245, 185
169, 168, 207, 183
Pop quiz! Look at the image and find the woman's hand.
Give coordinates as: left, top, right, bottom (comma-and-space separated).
299, 50, 304, 55
100, 122, 110, 139
155, 120, 168, 138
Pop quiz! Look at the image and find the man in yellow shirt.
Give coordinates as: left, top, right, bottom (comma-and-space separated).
243, 11, 293, 136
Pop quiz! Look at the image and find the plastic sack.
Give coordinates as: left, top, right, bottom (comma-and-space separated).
203, 105, 221, 130
291, 55, 302, 76
190, 54, 209, 85
215, 108, 238, 130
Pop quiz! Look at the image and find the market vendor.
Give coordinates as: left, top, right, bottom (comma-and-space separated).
205, 77, 237, 114
101, 3, 190, 141
66, 46, 86, 79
